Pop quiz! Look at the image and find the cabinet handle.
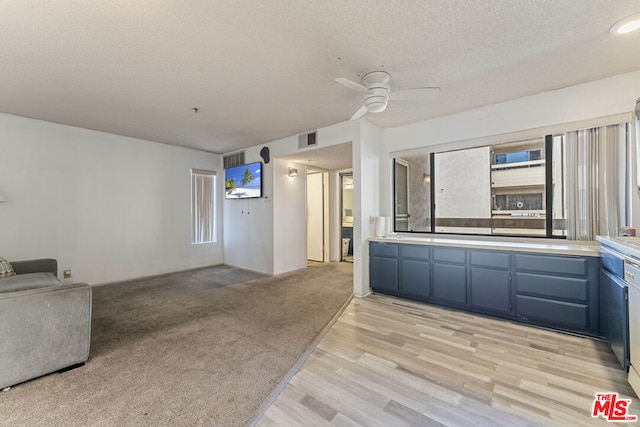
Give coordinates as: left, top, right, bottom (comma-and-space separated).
626, 271, 635, 280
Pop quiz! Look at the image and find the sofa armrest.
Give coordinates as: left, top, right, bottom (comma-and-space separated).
0, 281, 91, 389
11, 259, 58, 276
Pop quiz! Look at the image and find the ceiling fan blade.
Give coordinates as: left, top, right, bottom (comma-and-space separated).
334, 77, 371, 94
350, 105, 368, 121
390, 87, 440, 101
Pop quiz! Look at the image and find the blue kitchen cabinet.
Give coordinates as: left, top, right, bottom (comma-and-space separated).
432, 263, 467, 305
469, 250, 511, 314
599, 248, 630, 371
369, 240, 601, 336
514, 253, 599, 333
399, 244, 431, 299
432, 246, 467, 305
369, 242, 399, 294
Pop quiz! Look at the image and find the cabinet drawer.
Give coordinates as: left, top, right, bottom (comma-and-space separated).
516, 295, 588, 329
370, 242, 398, 257
516, 272, 588, 302
400, 244, 430, 260
433, 247, 466, 264
471, 250, 510, 269
515, 254, 587, 276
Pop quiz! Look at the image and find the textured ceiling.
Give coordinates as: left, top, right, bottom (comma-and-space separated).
1, 1, 639, 154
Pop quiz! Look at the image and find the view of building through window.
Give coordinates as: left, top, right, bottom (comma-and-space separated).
394, 121, 630, 239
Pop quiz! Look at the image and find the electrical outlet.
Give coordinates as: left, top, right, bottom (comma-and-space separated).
63, 269, 72, 279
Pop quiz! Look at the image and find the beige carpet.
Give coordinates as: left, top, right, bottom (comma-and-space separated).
0, 262, 353, 426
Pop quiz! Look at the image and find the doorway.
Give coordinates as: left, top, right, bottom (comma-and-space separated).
307, 170, 329, 262
340, 173, 353, 263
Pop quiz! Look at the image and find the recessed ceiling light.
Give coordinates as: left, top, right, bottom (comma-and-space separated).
610, 13, 640, 34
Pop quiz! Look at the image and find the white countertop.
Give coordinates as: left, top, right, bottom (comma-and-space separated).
597, 235, 640, 260
370, 234, 601, 256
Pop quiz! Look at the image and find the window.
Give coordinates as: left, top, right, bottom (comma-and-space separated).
392, 122, 630, 239
489, 138, 551, 236
191, 169, 216, 244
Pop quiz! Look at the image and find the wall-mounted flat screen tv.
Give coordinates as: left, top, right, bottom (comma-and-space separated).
225, 161, 262, 199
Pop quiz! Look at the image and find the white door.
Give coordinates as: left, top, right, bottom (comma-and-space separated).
307, 172, 324, 262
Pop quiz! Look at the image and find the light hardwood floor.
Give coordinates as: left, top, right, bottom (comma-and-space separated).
257, 294, 639, 426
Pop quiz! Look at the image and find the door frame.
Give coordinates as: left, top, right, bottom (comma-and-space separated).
340, 172, 354, 262
306, 169, 330, 262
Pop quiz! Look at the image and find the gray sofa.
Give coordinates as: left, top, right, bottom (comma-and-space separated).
0, 259, 91, 389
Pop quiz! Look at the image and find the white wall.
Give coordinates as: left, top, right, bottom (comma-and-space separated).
0, 113, 223, 285
273, 159, 306, 274
223, 136, 292, 275
381, 70, 640, 226
223, 121, 362, 279
353, 120, 382, 296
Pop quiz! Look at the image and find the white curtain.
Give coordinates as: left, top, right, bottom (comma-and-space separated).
565, 128, 599, 240
565, 124, 627, 240
191, 170, 216, 243
600, 124, 625, 237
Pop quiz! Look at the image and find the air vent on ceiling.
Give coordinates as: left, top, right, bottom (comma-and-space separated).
223, 151, 245, 169
298, 131, 317, 150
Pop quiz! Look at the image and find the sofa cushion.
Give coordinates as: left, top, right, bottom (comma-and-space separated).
0, 272, 61, 293
0, 257, 16, 279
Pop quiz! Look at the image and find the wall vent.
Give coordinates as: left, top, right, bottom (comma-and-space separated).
298, 131, 317, 150
223, 151, 245, 168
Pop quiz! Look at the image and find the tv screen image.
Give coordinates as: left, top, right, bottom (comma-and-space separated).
225, 162, 262, 199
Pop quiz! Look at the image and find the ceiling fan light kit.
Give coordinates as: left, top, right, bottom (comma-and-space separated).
334, 70, 440, 121
362, 71, 391, 113
365, 96, 388, 113
361, 70, 391, 86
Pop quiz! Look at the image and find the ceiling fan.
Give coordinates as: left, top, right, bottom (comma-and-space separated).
334, 71, 440, 120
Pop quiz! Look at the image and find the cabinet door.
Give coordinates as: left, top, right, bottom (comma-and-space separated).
401, 259, 430, 298
470, 267, 510, 314
610, 278, 629, 371
599, 268, 611, 340
433, 263, 466, 304
371, 257, 399, 293
601, 268, 629, 370
370, 242, 399, 294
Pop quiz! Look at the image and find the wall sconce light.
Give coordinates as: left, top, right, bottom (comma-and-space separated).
288, 167, 298, 177
423, 174, 430, 184
0, 193, 5, 203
